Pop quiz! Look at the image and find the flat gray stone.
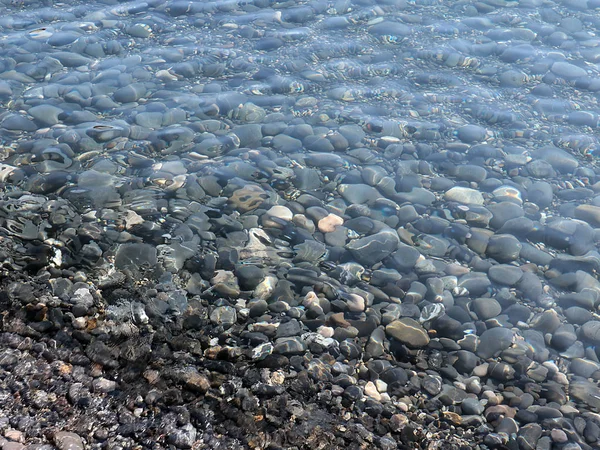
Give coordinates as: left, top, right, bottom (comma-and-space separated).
445, 187, 484, 205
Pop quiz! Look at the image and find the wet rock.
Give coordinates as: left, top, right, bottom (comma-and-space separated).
551, 61, 587, 79
114, 243, 157, 270
533, 147, 578, 174
385, 318, 430, 348
471, 297, 501, 320
236, 265, 265, 291
347, 229, 399, 266
445, 187, 484, 205
274, 337, 306, 355
456, 124, 487, 143
581, 321, 600, 345
53, 432, 84, 450
210, 306, 237, 328
486, 234, 522, 263
488, 265, 523, 286
477, 327, 514, 359
572, 379, 600, 409
574, 204, 600, 227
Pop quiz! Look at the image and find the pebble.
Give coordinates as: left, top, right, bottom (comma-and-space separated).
385, 318, 430, 349
445, 187, 484, 205
477, 327, 515, 359
488, 265, 523, 286
210, 306, 237, 328
471, 297, 502, 320
574, 204, 600, 227
347, 229, 399, 267
581, 321, 600, 345
486, 234, 522, 263
53, 433, 84, 450
318, 214, 344, 233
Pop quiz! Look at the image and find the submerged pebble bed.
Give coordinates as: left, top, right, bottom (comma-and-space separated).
1, 0, 600, 448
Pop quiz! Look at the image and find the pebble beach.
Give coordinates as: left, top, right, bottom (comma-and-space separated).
1, 0, 600, 448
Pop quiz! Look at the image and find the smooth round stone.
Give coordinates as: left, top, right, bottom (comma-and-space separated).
551, 61, 587, 79
272, 134, 302, 153
487, 202, 524, 230
380, 367, 409, 388
395, 188, 436, 206
504, 304, 531, 325
533, 147, 578, 174
113, 83, 147, 103
477, 327, 514, 359
564, 306, 593, 325
248, 299, 269, 318
499, 69, 528, 87
318, 214, 344, 233
369, 21, 412, 39
517, 423, 542, 450
338, 183, 380, 205
211, 271, 240, 297
1, 114, 37, 132
135, 112, 163, 128
437, 385, 467, 405
488, 265, 523, 286
453, 350, 479, 374
343, 385, 363, 402
28, 105, 63, 126
266, 205, 293, 222
388, 244, 420, 272
416, 235, 449, 257
456, 124, 487, 143
52, 51, 91, 67
462, 398, 485, 415
54, 432, 85, 450
455, 165, 487, 183
422, 375, 442, 396
486, 234, 522, 263
385, 318, 430, 349
48, 31, 81, 46
526, 160, 555, 178
551, 324, 577, 351
458, 273, 491, 297
550, 429, 568, 444
574, 205, 600, 228
570, 358, 600, 378
527, 181, 553, 209
344, 293, 365, 312
581, 321, 600, 345
461, 206, 493, 228
497, 217, 534, 237
235, 265, 265, 291
273, 337, 307, 356
276, 319, 303, 338
472, 298, 502, 320
571, 380, 600, 410
445, 187, 484, 205
365, 327, 386, 359
347, 229, 399, 266
492, 185, 523, 204
532, 310, 561, 334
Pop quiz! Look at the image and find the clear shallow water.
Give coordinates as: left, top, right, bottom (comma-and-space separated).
2, 0, 600, 446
